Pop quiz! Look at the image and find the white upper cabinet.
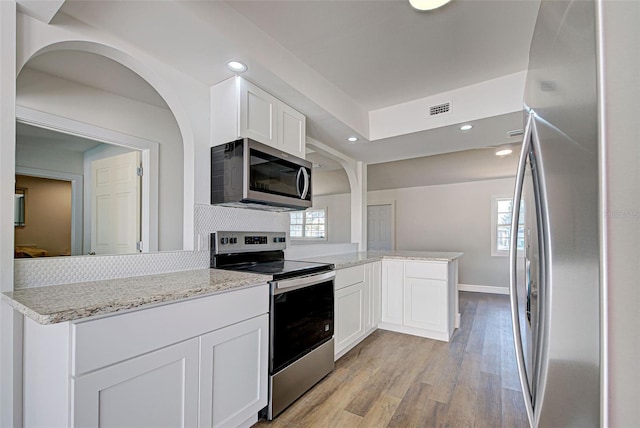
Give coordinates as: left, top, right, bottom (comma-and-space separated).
239, 78, 277, 145
277, 100, 306, 158
211, 76, 306, 158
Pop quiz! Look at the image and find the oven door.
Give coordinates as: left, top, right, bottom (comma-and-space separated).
270, 271, 334, 373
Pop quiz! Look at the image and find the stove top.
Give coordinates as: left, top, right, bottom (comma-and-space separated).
210, 231, 333, 280
216, 259, 333, 280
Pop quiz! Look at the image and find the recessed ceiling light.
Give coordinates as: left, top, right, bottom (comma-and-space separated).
460, 124, 473, 131
226, 60, 247, 73
347, 136, 359, 143
409, 0, 452, 11
496, 146, 513, 157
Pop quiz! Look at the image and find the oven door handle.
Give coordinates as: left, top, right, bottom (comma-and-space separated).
272, 271, 335, 295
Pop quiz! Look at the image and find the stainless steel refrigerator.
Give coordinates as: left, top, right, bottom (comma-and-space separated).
509, 1, 600, 426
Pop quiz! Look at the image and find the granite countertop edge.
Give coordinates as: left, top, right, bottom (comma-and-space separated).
4, 250, 463, 325
2, 269, 271, 325
299, 251, 464, 269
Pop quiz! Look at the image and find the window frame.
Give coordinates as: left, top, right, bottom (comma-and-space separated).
491, 195, 524, 257
290, 207, 328, 241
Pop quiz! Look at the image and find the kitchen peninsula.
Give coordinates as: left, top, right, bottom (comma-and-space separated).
300, 251, 463, 358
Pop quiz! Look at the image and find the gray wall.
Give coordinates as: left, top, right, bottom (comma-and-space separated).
370, 177, 515, 288
313, 149, 520, 288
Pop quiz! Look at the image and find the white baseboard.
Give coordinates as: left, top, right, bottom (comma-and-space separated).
458, 283, 509, 295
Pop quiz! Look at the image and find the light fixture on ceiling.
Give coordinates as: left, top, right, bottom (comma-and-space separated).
226, 60, 247, 73
495, 145, 513, 157
460, 124, 473, 131
347, 136, 359, 143
409, 0, 452, 11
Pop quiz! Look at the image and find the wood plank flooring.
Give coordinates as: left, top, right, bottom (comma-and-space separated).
255, 292, 528, 428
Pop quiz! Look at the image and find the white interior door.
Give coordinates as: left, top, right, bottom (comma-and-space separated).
367, 204, 393, 251
91, 151, 141, 255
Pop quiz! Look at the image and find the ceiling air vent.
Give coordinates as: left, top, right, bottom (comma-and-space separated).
429, 102, 451, 117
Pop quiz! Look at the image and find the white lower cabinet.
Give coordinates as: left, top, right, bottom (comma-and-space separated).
334, 262, 381, 359
379, 259, 458, 341
199, 314, 268, 428
335, 282, 365, 354
23, 284, 269, 428
381, 259, 404, 325
403, 277, 447, 332
73, 338, 200, 427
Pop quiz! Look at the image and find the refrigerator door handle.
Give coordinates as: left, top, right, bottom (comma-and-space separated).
510, 110, 536, 426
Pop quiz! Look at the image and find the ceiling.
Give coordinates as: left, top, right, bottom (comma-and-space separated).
20, 0, 540, 167
16, 121, 105, 153
226, 0, 539, 111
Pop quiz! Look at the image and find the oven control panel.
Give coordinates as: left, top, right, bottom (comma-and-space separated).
212, 231, 287, 254
245, 236, 268, 245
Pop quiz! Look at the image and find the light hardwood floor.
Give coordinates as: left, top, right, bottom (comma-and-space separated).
255, 292, 529, 428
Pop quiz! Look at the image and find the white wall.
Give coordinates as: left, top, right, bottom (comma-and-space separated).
17, 69, 184, 251
369, 177, 515, 289
312, 168, 351, 195
312, 193, 351, 244
0, 4, 19, 426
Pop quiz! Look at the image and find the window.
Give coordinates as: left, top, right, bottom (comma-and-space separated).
492, 196, 524, 256
290, 208, 327, 240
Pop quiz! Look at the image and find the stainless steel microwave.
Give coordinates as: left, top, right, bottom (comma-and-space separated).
211, 138, 312, 211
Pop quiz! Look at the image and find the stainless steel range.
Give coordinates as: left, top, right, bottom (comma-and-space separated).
211, 231, 335, 420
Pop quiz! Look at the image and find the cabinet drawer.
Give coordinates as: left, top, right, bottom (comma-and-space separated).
404, 261, 447, 281
72, 284, 268, 376
335, 264, 365, 290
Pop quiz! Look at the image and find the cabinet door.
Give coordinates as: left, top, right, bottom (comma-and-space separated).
364, 262, 382, 333
239, 78, 277, 145
371, 261, 382, 326
363, 264, 373, 333
199, 314, 268, 428
72, 338, 199, 428
403, 278, 447, 333
381, 260, 404, 325
278, 101, 306, 158
335, 282, 365, 355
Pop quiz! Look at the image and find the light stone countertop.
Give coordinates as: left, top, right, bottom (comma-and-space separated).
3, 251, 463, 325
2, 269, 271, 325
298, 250, 463, 269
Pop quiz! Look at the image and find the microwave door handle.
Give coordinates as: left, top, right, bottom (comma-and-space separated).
296, 168, 303, 197
300, 167, 310, 200
296, 167, 309, 199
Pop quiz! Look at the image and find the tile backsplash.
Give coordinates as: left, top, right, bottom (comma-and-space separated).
193, 204, 289, 250
14, 204, 289, 289
13, 250, 209, 289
